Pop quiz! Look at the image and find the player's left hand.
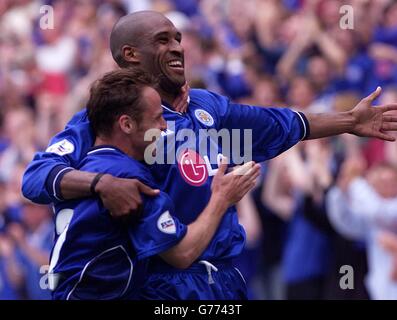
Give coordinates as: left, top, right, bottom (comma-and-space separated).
173, 82, 190, 113
351, 86, 397, 141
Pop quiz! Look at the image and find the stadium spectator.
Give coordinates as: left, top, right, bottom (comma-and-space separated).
327, 159, 397, 299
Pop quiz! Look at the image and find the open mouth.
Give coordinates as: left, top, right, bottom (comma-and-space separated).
167, 59, 184, 72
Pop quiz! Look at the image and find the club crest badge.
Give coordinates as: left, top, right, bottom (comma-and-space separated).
194, 109, 214, 126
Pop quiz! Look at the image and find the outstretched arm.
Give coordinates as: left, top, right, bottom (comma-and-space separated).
305, 87, 397, 141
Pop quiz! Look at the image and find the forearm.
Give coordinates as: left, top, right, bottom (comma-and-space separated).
276, 41, 305, 81
304, 111, 355, 140
160, 195, 228, 269
60, 170, 98, 199
316, 33, 346, 72
22, 159, 72, 204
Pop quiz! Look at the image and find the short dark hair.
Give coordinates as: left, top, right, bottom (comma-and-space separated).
87, 69, 158, 137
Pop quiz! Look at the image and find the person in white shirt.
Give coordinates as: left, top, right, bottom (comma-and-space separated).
326, 159, 397, 300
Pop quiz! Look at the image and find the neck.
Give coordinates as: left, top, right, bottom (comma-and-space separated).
158, 89, 177, 107
95, 134, 143, 161
158, 81, 182, 107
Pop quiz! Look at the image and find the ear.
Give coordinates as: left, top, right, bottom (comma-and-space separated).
119, 115, 136, 134
121, 45, 140, 64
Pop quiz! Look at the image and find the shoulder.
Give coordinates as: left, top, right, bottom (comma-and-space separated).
45, 109, 92, 154
62, 109, 92, 140
189, 89, 230, 126
79, 147, 156, 187
65, 108, 89, 128
190, 89, 229, 108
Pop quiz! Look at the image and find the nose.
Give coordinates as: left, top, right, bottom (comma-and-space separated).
170, 40, 184, 57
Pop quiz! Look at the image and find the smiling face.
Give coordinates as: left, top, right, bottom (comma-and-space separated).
111, 12, 186, 96
136, 15, 185, 94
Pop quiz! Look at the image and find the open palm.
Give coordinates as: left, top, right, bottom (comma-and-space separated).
351, 87, 397, 141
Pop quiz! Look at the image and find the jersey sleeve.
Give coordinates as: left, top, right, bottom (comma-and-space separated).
194, 90, 310, 163
129, 192, 187, 260
21, 110, 94, 204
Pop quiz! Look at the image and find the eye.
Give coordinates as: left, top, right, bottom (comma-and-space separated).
158, 37, 168, 44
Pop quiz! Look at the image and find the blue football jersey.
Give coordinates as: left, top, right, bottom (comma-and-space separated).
49, 146, 187, 300
23, 89, 308, 265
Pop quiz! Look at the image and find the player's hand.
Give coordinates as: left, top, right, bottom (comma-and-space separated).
95, 174, 160, 217
173, 82, 190, 113
350, 87, 397, 141
211, 157, 261, 206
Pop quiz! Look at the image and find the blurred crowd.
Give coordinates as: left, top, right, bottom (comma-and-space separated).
2, 0, 397, 299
